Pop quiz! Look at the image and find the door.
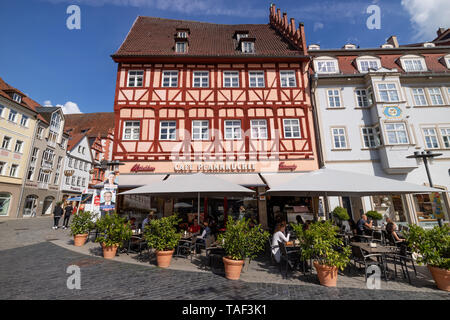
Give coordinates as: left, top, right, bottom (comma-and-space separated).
23, 195, 38, 217
42, 196, 54, 215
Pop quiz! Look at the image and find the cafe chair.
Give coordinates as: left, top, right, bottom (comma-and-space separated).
278, 241, 298, 279
176, 236, 197, 261
351, 245, 387, 282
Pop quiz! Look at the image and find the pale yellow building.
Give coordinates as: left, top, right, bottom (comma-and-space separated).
0, 77, 39, 218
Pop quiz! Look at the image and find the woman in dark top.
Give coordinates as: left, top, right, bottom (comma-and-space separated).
386, 222, 405, 243
52, 202, 63, 230
62, 202, 73, 230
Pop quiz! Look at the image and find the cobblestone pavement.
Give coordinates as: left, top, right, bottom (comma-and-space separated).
0, 217, 449, 300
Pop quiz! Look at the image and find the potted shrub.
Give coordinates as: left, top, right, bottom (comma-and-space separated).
403, 224, 450, 291
366, 210, 383, 226
70, 211, 94, 247
299, 220, 351, 287
144, 215, 181, 268
217, 217, 269, 280
332, 206, 350, 227
95, 213, 132, 259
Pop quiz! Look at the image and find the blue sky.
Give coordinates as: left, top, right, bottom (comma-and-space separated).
0, 0, 448, 114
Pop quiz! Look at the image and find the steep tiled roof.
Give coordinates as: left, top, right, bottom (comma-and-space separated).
64, 113, 115, 140
67, 133, 86, 152
113, 16, 304, 58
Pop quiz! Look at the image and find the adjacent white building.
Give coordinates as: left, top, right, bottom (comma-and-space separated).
310, 34, 450, 228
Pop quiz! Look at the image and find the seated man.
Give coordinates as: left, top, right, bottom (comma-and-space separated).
356, 214, 372, 236
195, 220, 211, 253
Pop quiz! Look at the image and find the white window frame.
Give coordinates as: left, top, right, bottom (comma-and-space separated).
357, 59, 380, 72
427, 88, 444, 105
223, 71, 239, 88
0, 161, 6, 176
401, 57, 427, 72
2, 136, 11, 150
248, 71, 265, 88
241, 41, 255, 53
8, 110, 17, 123
20, 115, 29, 127
326, 89, 342, 108
315, 59, 339, 74
331, 127, 348, 149
440, 128, 450, 148
355, 89, 369, 107
36, 127, 44, 139
12, 93, 22, 103
127, 70, 144, 87
283, 119, 302, 139
175, 41, 187, 53
361, 127, 379, 148
54, 172, 60, 185
385, 123, 409, 145
162, 71, 179, 88
192, 120, 209, 141
236, 33, 248, 42
177, 31, 188, 38
250, 119, 268, 140
422, 128, 439, 149
224, 120, 242, 140
280, 70, 296, 87
14, 140, 23, 153
122, 121, 140, 141
412, 88, 427, 106
0, 105, 4, 118
377, 83, 400, 102
192, 71, 209, 88
159, 121, 177, 141
9, 164, 18, 177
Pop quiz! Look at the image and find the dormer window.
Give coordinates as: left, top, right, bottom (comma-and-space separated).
343, 43, 357, 50
314, 57, 339, 74
381, 44, 394, 48
12, 93, 22, 104
308, 44, 321, 51
242, 41, 255, 53
175, 41, 187, 53
423, 42, 435, 48
400, 55, 427, 72
356, 56, 381, 73
234, 31, 249, 42
443, 54, 450, 69
177, 31, 188, 38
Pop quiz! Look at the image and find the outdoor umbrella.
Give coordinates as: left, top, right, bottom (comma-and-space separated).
67, 196, 81, 201
119, 172, 255, 221
265, 168, 443, 197
174, 202, 193, 209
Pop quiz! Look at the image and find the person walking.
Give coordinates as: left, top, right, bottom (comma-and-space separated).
62, 201, 73, 230
52, 202, 63, 230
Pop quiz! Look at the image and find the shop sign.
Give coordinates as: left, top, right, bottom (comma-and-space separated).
131, 164, 156, 173
383, 106, 402, 119
174, 162, 256, 172
278, 162, 297, 171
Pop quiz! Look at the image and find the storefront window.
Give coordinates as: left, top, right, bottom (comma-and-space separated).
372, 195, 407, 224
413, 193, 448, 228
267, 196, 313, 232
0, 193, 11, 216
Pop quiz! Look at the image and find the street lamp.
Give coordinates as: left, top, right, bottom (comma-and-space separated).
406, 150, 443, 226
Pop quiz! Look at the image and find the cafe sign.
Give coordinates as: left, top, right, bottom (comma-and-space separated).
130, 164, 156, 173
174, 162, 256, 172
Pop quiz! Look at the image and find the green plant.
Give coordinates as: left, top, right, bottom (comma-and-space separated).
95, 213, 132, 247
217, 217, 269, 261
143, 215, 181, 251
332, 206, 350, 221
70, 211, 94, 236
366, 210, 383, 221
299, 220, 351, 270
403, 224, 450, 270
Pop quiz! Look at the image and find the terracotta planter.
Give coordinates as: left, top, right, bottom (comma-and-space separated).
101, 243, 118, 259
314, 261, 339, 287
223, 256, 245, 280
73, 233, 88, 247
428, 265, 450, 292
156, 250, 174, 268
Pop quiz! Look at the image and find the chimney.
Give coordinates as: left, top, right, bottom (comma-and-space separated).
277, 9, 281, 25
386, 35, 399, 48
282, 13, 288, 30
298, 23, 307, 55
437, 27, 446, 37
290, 18, 296, 37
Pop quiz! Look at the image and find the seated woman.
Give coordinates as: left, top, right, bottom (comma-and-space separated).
188, 218, 201, 234
195, 220, 212, 253
386, 222, 405, 243
271, 222, 290, 263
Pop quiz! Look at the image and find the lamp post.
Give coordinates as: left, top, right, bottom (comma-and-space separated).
406, 150, 443, 227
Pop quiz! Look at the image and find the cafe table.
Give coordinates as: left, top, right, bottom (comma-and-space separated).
350, 242, 399, 280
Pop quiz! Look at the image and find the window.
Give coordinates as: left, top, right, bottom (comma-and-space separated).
0, 105, 4, 117
361, 127, 380, 148
236, 33, 248, 42
50, 112, 61, 131
79, 161, 83, 170
159, 121, 177, 140
423, 128, 439, 149
60, 138, 66, 149
402, 59, 426, 72
0, 193, 11, 216
36, 127, 44, 139
223, 71, 239, 88
192, 120, 209, 140
65, 176, 70, 185
248, 71, 265, 88
9, 164, 18, 177
241, 41, 255, 53
378, 83, 399, 102
14, 140, 23, 153
162, 71, 178, 87
316, 60, 338, 73
412, 88, 427, 106
283, 119, 301, 139
8, 110, 17, 122
327, 89, 341, 108
84, 162, 88, 171
12, 93, 22, 103
56, 157, 63, 170
74, 159, 78, 169
355, 89, 369, 107
280, 71, 296, 87
82, 177, 86, 187
224, 120, 242, 140
193, 71, 209, 88
250, 120, 268, 139
332, 128, 347, 149
177, 31, 188, 38
0, 162, 6, 175
77, 177, 81, 187
428, 88, 444, 105
20, 115, 29, 127
441, 128, 450, 148
2, 136, 11, 150
175, 42, 187, 53
30, 148, 39, 164
358, 60, 379, 72
127, 71, 143, 87
68, 158, 73, 168
385, 123, 409, 144
27, 166, 35, 181
71, 176, 76, 186
123, 121, 140, 140
445, 56, 450, 69
54, 173, 60, 185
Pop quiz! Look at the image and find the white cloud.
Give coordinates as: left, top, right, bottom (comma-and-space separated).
313, 22, 324, 32
401, 0, 450, 41
45, 100, 82, 114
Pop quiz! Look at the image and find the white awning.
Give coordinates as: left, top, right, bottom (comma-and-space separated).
261, 172, 306, 188
117, 174, 168, 188
210, 173, 266, 187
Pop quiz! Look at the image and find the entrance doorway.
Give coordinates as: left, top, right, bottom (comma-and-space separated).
23, 195, 38, 217
42, 196, 55, 215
